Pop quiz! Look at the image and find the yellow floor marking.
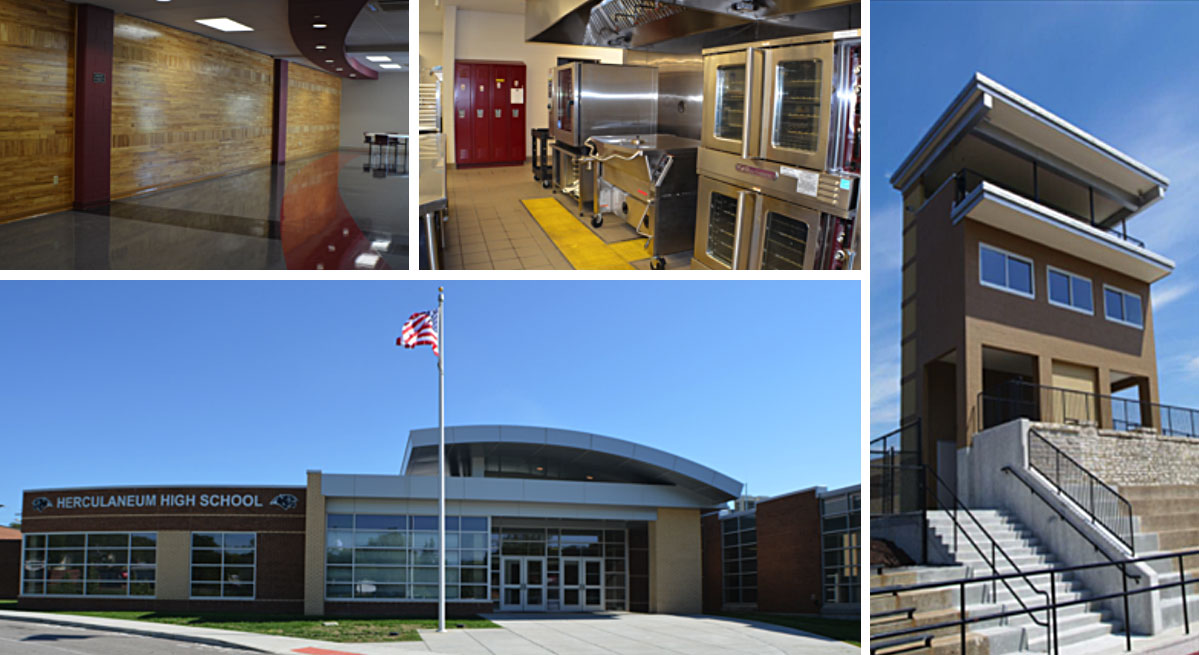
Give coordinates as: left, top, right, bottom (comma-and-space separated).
521, 198, 637, 270
610, 238, 652, 263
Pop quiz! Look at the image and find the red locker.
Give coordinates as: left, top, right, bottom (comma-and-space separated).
452, 60, 526, 167
453, 64, 472, 164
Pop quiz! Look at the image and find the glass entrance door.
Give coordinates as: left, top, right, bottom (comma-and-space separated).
560, 557, 604, 611
500, 557, 546, 611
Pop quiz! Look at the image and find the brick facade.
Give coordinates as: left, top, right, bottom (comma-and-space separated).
700, 512, 722, 613
756, 490, 823, 613
0, 539, 18, 599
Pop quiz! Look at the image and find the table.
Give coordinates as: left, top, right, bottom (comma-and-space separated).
363, 132, 409, 173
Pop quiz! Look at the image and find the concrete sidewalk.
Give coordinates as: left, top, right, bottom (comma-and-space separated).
0, 609, 862, 655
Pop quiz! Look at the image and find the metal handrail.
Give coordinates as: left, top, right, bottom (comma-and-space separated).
976, 379, 1199, 439
1027, 429, 1136, 553
882, 462, 1051, 633
871, 546, 1197, 655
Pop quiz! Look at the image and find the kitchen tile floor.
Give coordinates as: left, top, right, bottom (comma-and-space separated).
441, 163, 690, 270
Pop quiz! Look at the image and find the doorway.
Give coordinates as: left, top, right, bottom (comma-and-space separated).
500, 556, 546, 611
560, 557, 604, 610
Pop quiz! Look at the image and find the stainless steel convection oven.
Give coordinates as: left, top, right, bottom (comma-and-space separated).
549, 62, 657, 214
692, 30, 861, 270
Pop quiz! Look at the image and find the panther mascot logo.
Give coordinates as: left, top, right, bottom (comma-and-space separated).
31, 497, 52, 512
269, 493, 299, 511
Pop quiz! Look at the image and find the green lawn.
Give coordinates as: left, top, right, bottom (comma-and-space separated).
3, 608, 496, 643
714, 612, 860, 646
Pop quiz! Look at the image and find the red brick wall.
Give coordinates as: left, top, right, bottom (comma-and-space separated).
0, 540, 18, 599
700, 512, 722, 613
756, 489, 822, 613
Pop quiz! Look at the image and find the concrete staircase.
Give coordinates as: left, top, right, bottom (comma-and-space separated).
871, 509, 1122, 655
926, 509, 1122, 655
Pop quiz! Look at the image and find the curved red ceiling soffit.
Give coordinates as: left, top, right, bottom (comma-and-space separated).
288, 0, 378, 80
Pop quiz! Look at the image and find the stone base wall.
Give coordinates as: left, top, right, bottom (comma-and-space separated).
1033, 422, 1199, 487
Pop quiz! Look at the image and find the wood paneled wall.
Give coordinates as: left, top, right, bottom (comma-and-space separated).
286, 64, 341, 160
110, 15, 274, 198
0, 0, 74, 223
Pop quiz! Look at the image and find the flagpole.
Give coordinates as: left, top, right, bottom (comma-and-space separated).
437, 286, 446, 634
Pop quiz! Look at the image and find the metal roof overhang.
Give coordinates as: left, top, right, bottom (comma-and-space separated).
400, 425, 742, 504
891, 74, 1169, 227
952, 182, 1175, 284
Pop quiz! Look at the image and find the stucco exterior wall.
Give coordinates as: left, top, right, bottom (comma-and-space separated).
648, 507, 701, 613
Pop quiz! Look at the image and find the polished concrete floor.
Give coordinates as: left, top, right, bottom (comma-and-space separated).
0, 150, 406, 270
442, 164, 690, 270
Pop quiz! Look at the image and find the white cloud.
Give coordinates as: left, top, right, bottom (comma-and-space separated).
1153, 281, 1194, 311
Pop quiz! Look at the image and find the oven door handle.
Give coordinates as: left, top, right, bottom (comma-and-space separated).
741, 47, 755, 160
732, 190, 749, 270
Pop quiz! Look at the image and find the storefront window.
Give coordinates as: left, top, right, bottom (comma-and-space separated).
720, 514, 757, 605
22, 533, 156, 597
821, 491, 860, 604
190, 532, 255, 598
325, 514, 489, 601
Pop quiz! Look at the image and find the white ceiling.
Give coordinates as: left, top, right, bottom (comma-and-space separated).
420, 0, 525, 34
67, 0, 409, 74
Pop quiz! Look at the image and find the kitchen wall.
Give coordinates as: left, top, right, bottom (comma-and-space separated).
0, 0, 75, 222
110, 15, 274, 198
434, 8, 622, 163
338, 72, 409, 150
287, 64, 343, 161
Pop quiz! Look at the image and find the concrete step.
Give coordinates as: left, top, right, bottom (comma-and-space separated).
1135, 511, 1199, 533
873, 565, 971, 589
873, 632, 991, 655
1025, 617, 1117, 652
873, 586, 960, 615
1155, 529, 1199, 552
871, 607, 963, 640
1120, 485, 1199, 502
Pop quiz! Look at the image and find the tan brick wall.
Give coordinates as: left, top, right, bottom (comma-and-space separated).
304, 471, 325, 616
156, 531, 190, 600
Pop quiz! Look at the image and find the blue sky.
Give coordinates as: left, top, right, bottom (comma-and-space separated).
0, 281, 860, 527
870, 1, 1199, 435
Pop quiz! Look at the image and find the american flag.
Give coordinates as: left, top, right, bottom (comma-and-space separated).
398, 310, 439, 356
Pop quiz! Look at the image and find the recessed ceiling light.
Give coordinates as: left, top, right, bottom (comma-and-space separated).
315, 44, 327, 50
312, 23, 327, 29
349, 73, 356, 77
379, 64, 402, 69
194, 17, 253, 32
325, 59, 334, 63
366, 56, 391, 62
335, 67, 343, 71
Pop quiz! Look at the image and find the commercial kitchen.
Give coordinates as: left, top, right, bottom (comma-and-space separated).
418, 0, 861, 270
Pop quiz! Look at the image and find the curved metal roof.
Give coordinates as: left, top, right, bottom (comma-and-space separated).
401, 425, 743, 503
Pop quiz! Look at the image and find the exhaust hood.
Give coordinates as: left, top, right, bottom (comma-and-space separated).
526, 0, 859, 52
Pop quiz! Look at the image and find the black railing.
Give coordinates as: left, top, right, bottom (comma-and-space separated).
952, 167, 1146, 249
870, 420, 923, 516
869, 545, 1199, 655
977, 379, 1199, 439
1027, 429, 1136, 553
872, 421, 1053, 647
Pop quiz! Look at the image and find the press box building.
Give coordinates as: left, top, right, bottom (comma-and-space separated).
15, 425, 858, 617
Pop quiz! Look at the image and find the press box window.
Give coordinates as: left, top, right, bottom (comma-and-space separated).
1047, 268, 1094, 315
191, 533, 256, 598
1104, 286, 1144, 329
979, 244, 1033, 298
